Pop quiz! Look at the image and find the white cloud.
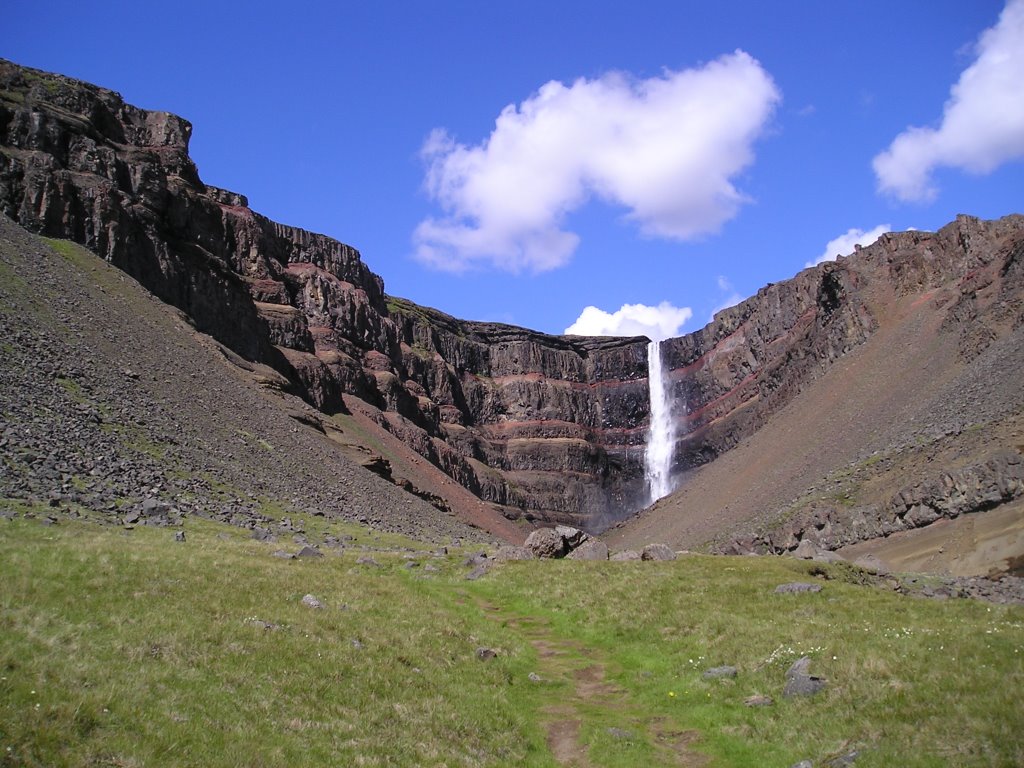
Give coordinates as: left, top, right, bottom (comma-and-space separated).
564, 302, 692, 341
415, 51, 781, 272
806, 224, 891, 268
873, 0, 1024, 202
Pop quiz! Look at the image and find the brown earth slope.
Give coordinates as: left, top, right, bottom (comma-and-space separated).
609, 219, 1024, 577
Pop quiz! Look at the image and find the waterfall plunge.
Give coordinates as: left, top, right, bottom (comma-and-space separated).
644, 340, 676, 504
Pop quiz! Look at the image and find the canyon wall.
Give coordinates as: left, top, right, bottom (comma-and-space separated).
2, 59, 1020, 530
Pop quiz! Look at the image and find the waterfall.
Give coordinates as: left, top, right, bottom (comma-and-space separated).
644, 339, 676, 504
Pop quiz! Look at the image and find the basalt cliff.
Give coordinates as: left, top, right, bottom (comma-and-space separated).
2, 60, 1022, 550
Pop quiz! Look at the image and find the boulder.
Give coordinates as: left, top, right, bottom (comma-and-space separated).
566, 540, 609, 560
555, 525, 590, 549
812, 549, 847, 564
463, 551, 489, 566
791, 539, 821, 559
610, 550, 642, 561
641, 543, 677, 561
465, 564, 490, 581
783, 656, 827, 697
301, 594, 324, 609
524, 528, 568, 559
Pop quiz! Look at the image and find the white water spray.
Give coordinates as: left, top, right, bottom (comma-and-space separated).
644, 339, 676, 504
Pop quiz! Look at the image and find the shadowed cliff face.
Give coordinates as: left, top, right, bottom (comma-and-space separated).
2, 59, 1021, 532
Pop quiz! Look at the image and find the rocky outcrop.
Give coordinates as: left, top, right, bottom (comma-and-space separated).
3, 59, 1022, 533
722, 449, 1024, 555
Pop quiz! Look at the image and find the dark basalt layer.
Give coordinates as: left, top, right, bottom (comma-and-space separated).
2, 58, 1021, 530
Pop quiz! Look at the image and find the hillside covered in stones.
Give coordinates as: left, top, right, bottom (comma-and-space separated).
2, 59, 1022, 569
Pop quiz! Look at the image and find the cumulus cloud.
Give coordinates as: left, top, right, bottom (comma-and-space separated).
806, 224, 891, 268
415, 51, 780, 272
564, 302, 692, 341
873, 0, 1024, 202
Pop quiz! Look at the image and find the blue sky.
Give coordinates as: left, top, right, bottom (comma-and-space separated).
4, 1, 1022, 338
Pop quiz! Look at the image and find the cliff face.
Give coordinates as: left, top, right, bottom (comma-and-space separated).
2, 60, 1021, 532
0, 60, 652, 527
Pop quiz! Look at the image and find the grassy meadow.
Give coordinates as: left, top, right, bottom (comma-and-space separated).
0, 511, 1021, 767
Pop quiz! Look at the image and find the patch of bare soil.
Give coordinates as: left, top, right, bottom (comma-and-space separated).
838, 500, 1024, 577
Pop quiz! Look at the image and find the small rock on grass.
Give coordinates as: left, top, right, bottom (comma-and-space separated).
272, 549, 296, 560
243, 617, 279, 631
463, 551, 489, 566
607, 727, 636, 741
775, 582, 822, 594
528, 672, 542, 682
465, 563, 489, 581
703, 665, 737, 679
744, 694, 774, 707
356, 555, 381, 567
174, 531, 186, 542
296, 545, 323, 558
301, 594, 325, 609
783, 656, 827, 697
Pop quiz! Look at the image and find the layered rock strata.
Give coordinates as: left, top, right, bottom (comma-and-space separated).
3, 59, 1022, 531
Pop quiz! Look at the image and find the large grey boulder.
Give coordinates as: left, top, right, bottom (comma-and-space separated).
791, 539, 821, 559
566, 540, 609, 560
555, 525, 590, 549
641, 543, 677, 561
524, 528, 568, 558
610, 550, 642, 561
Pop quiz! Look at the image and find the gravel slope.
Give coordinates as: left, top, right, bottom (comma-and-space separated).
0, 214, 492, 544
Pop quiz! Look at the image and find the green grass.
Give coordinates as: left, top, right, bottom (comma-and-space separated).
1, 516, 1022, 767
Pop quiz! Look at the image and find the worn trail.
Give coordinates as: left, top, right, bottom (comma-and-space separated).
475, 598, 708, 767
